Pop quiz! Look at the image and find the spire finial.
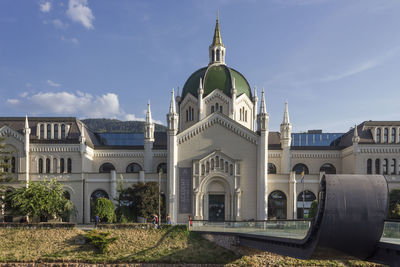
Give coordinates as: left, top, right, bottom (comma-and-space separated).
199, 77, 203, 89
169, 90, 176, 113
282, 102, 290, 124
24, 114, 29, 129
146, 100, 152, 123
211, 11, 223, 47
352, 124, 360, 143
259, 89, 266, 114
80, 122, 85, 138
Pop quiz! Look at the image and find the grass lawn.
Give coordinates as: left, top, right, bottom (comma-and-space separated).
0, 226, 387, 266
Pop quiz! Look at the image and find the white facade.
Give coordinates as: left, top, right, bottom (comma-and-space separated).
1, 19, 400, 224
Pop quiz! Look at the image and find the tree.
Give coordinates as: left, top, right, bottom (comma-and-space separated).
132, 182, 165, 221
115, 186, 135, 222
10, 179, 73, 222
308, 200, 318, 219
388, 189, 400, 219
0, 136, 14, 210
94, 197, 116, 223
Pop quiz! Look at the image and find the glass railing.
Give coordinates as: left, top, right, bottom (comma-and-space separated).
381, 220, 400, 244
191, 220, 311, 240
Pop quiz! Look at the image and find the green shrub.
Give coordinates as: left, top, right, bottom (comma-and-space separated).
94, 198, 115, 223
308, 200, 318, 218
389, 189, 400, 219
84, 230, 118, 254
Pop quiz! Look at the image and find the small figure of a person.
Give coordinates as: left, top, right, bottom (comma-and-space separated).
152, 215, 158, 229
188, 215, 193, 229
166, 214, 171, 225
95, 214, 99, 228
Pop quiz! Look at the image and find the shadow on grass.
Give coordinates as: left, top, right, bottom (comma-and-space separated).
117, 227, 241, 264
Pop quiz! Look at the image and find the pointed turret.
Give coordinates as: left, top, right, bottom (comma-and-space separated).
280, 102, 292, 174
259, 90, 266, 114
198, 78, 204, 120
230, 77, 237, 119
146, 100, 152, 124
256, 89, 269, 220
352, 124, 360, 143
282, 102, 290, 124
169, 90, 176, 114
80, 122, 86, 144
176, 86, 181, 103
23, 115, 31, 187
144, 101, 155, 172
209, 12, 226, 65
167, 90, 179, 132
211, 11, 223, 47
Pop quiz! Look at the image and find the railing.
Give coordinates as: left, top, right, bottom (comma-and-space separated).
381, 220, 400, 244
191, 220, 312, 240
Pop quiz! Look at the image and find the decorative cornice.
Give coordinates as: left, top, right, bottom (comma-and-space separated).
30, 144, 80, 152
269, 152, 282, 158
177, 112, 258, 145
153, 151, 168, 157
94, 151, 144, 158
0, 126, 24, 142
203, 89, 230, 105
359, 146, 400, 154
291, 152, 340, 159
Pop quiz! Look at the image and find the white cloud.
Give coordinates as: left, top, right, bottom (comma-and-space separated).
47, 79, 61, 87
5, 91, 150, 121
52, 19, 67, 29
7, 99, 19, 104
19, 92, 29, 97
124, 114, 145, 121
40, 2, 51, 13
66, 0, 94, 30
60, 36, 79, 45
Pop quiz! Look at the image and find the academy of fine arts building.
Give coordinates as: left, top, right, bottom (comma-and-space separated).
1, 18, 400, 224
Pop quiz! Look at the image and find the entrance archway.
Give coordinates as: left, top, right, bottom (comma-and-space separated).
198, 176, 234, 221
90, 189, 109, 221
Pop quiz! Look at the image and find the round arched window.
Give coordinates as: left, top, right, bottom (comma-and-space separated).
268, 190, 287, 219
99, 163, 115, 173
297, 190, 316, 219
157, 163, 167, 174
90, 189, 109, 221
126, 163, 142, 173
319, 163, 336, 174
292, 163, 309, 175
268, 163, 277, 174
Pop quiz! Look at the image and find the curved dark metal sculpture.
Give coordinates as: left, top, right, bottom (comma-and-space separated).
239, 174, 389, 260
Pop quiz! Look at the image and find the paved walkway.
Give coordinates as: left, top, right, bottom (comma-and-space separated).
76, 224, 96, 230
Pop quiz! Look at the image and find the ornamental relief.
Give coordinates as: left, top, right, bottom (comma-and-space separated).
192, 150, 240, 191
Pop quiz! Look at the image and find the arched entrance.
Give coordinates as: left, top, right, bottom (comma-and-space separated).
90, 189, 109, 221
297, 190, 316, 219
198, 176, 234, 221
268, 190, 287, 219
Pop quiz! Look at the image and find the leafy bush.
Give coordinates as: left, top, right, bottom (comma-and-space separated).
9, 179, 72, 222
308, 200, 318, 219
94, 198, 115, 223
84, 230, 118, 254
132, 182, 165, 221
389, 189, 400, 219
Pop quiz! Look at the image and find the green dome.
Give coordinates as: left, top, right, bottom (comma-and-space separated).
181, 64, 252, 99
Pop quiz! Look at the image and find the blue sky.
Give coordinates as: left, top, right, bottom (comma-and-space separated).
1, 0, 400, 132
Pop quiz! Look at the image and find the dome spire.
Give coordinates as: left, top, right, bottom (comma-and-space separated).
209, 11, 226, 65
212, 10, 223, 47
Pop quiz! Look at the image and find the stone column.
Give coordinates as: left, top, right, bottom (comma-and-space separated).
235, 189, 241, 220
288, 172, 297, 219
110, 170, 117, 205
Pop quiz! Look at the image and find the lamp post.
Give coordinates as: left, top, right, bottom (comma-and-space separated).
158, 169, 163, 227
